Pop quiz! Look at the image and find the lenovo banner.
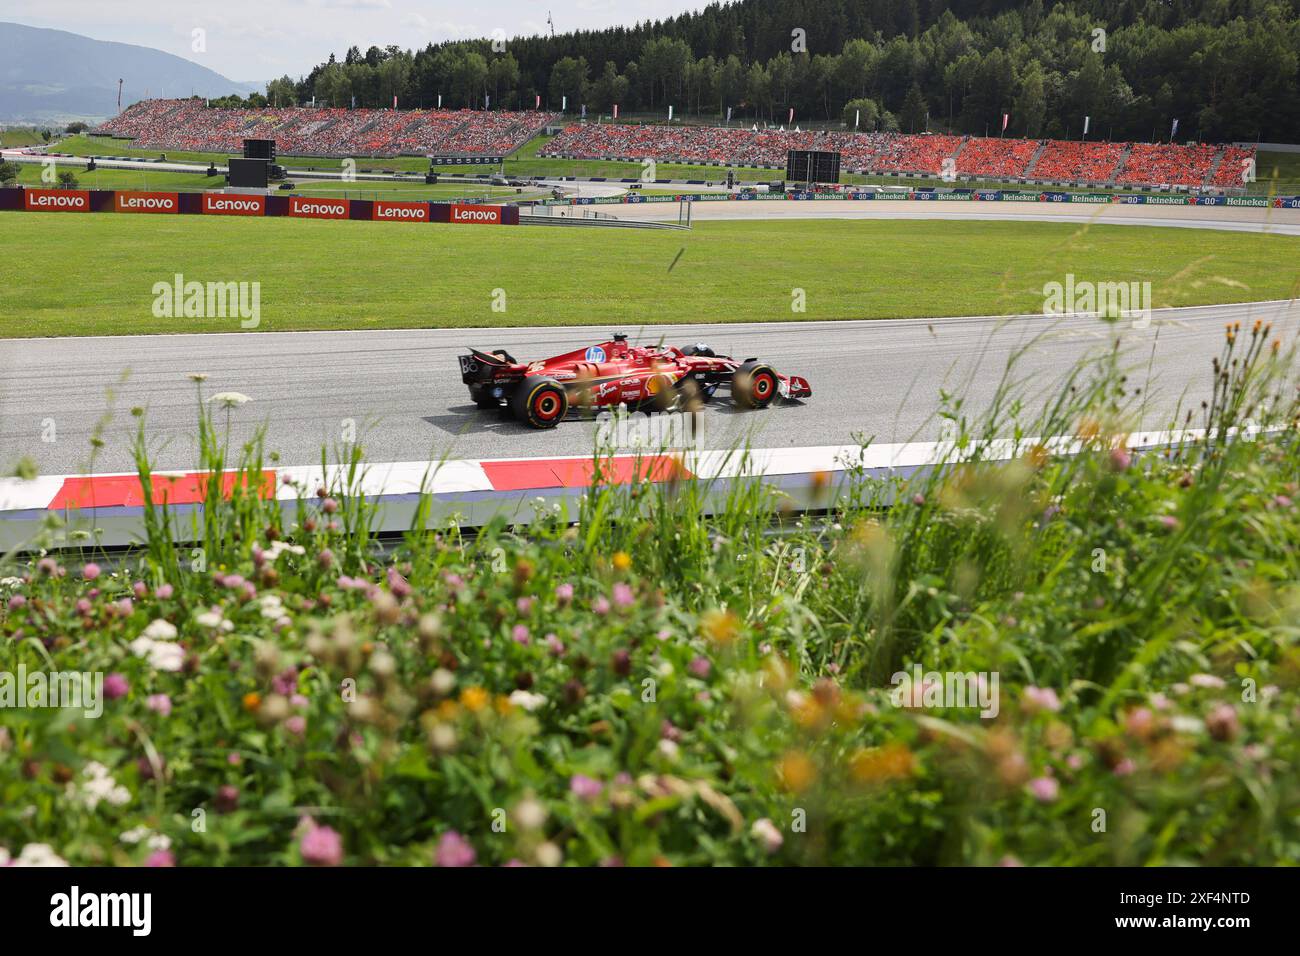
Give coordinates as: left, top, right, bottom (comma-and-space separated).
115, 191, 180, 214
372, 200, 430, 222
449, 204, 504, 225
202, 194, 265, 216
289, 196, 350, 219
24, 189, 90, 212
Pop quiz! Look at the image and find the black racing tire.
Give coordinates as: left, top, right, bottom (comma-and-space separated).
468, 385, 500, 409
732, 361, 779, 409
510, 378, 570, 429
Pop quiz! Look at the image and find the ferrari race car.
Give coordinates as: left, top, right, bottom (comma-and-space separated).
459, 333, 812, 429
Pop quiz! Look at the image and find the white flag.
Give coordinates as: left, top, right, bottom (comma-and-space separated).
1083, 115, 1090, 136
668, 105, 674, 120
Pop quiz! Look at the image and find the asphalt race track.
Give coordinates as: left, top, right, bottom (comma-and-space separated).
3, 300, 1296, 475
610, 198, 1300, 234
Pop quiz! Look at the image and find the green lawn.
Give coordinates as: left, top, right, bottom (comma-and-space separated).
13, 163, 226, 191
2, 213, 1296, 338
1257, 150, 1300, 194
1, 128, 47, 148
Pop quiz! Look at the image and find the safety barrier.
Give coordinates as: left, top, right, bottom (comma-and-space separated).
542, 190, 1300, 209
0, 188, 520, 225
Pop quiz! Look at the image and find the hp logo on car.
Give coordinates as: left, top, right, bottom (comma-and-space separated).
585, 346, 606, 362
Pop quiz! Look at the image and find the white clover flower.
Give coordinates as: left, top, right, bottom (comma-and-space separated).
142, 618, 178, 641
129, 636, 185, 672
208, 392, 252, 408
194, 609, 233, 632
512, 797, 548, 830
148, 642, 185, 672
258, 593, 287, 621
431, 668, 456, 696
10, 843, 69, 867
122, 829, 172, 851
508, 690, 546, 712
265, 541, 306, 561
120, 826, 150, 845
1171, 716, 1205, 734
534, 841, 563, 867
69, 762, 130, 811
657, 738, 680, 762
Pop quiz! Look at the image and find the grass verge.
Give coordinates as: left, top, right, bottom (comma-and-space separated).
3, 214, 1298, 338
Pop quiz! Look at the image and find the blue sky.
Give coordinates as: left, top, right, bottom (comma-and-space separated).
9, 1, 710, 81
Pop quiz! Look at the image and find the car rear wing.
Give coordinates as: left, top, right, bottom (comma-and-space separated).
459, 348, 522, 384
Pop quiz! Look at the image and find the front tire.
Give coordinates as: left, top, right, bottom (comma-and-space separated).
732, 362, 778, 409
510, 378, 569, 429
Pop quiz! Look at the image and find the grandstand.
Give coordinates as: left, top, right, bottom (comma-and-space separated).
539, 123, 1256, 190
1029, 141, 1126, 183
1113, 142, 1219, 187
94, 99, 559, 158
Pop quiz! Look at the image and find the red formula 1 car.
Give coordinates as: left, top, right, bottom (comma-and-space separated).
459, 333, 811, 428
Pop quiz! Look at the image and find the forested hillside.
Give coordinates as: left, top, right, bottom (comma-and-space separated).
261, 1, 1299, 141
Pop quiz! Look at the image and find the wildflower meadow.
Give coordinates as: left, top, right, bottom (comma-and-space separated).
2, 320, 1298, 867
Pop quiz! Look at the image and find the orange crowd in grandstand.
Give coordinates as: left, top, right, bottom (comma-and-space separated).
93, 100, 1257, 189
1030, 140, 1126, 182
94, 98, 558, 157
539, 123, 1255, 189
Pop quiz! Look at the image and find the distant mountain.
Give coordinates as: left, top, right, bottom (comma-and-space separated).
0, 22, 261, 125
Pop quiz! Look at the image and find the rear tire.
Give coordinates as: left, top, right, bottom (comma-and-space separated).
732, 362, 778, 409
510, 378, 569, 429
